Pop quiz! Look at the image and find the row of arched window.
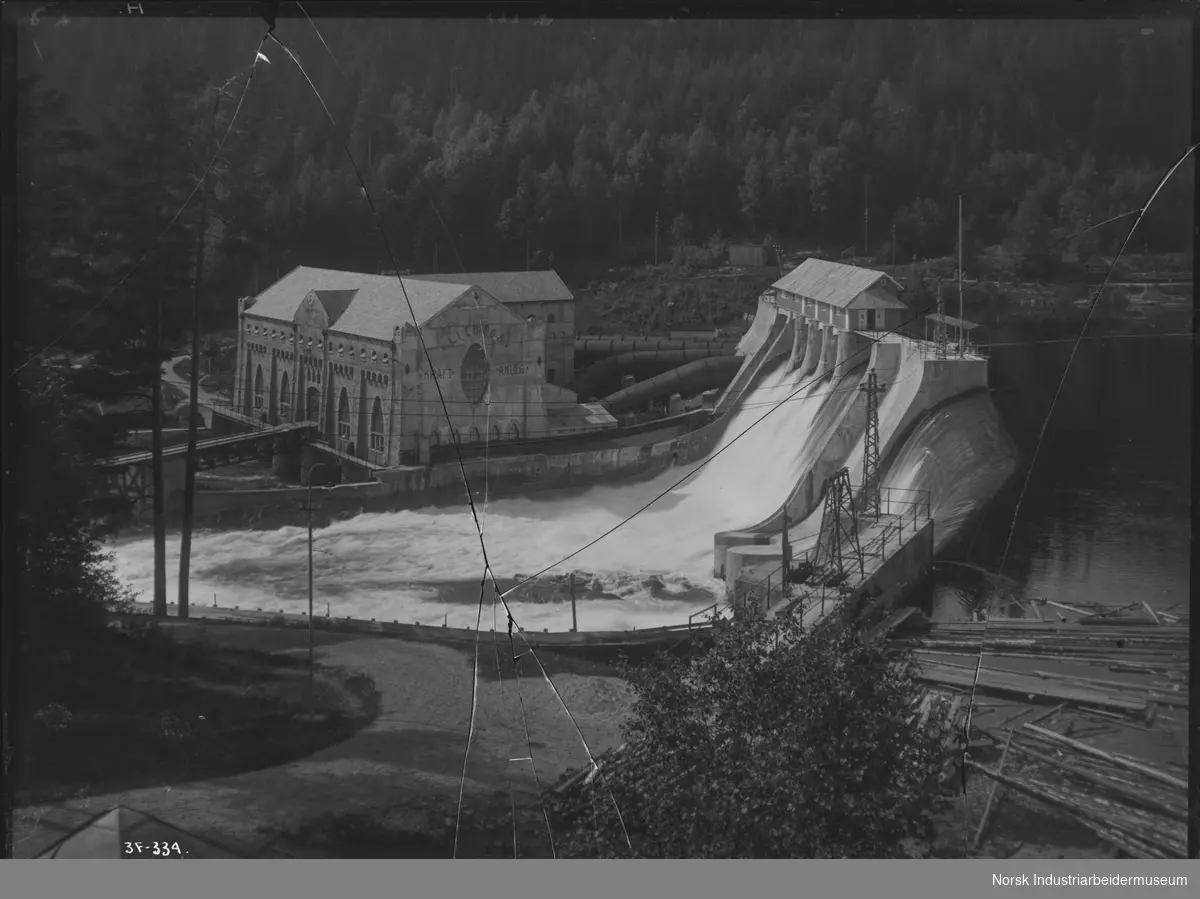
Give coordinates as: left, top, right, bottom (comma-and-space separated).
254, 365, 388, 458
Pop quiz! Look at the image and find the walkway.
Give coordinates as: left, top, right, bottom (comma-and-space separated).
12, 625, 630, 857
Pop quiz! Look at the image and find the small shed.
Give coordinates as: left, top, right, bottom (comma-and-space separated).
1083, 255, 1111, 275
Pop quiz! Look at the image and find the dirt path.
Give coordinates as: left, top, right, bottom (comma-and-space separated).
12, 626, 633, 858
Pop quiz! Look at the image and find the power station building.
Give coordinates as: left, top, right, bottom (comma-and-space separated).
235, 267, 574, 468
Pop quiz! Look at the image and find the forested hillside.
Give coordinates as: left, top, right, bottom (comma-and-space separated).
14, 15, 1193, 340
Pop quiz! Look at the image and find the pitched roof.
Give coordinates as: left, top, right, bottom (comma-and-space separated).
772, 259, 904, 309
247, 267, 472, 339
328, 277, 472, 341
36, 806, 243, 859
312, 289, 358, 326
408, 271, 574, 305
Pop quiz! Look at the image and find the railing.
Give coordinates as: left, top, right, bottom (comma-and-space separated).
856, 487, 932, 560
687, 601, 726, 629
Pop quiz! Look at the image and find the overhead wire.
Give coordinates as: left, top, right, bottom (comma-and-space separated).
10, 34, 274, 378
275, 16, 554, 855
958, 142, 1198, 800
493, 298, 955, 604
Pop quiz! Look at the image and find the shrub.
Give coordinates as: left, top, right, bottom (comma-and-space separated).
550, 610, 946, 858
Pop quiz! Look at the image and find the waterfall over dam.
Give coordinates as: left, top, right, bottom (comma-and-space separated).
109, 296, 1018, 633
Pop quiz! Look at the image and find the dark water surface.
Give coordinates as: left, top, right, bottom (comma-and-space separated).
932, 329, 1192, 619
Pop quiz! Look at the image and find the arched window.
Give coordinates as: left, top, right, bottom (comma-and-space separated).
369, 396, 385, 454
305, 386, 320, 422
337, 388, 351, 442
490, 424, 501, 444
279, 373, 291, 421
430, 429, 441, 447
450, 427, 462, 445
507, 421, 520, 441
254, 365, 264, 412
468, 426, 481, 444
547, 313, 556, 324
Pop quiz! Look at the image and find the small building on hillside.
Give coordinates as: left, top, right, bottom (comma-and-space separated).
235, 266, 553, 468
410, 271, 575, 385
771, 259, 908, 332
728, 244, 775, 268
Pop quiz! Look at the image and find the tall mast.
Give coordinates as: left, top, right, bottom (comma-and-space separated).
957, 194, 964, 355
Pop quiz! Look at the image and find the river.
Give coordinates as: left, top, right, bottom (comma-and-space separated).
928, 327, 1192, 620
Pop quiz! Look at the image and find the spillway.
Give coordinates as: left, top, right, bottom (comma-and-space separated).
109, 361, 832, 632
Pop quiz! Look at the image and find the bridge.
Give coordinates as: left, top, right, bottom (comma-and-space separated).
94, 421, 319, 500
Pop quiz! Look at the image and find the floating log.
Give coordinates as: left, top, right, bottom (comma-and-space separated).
967, 762, 1184, 859
1006, 741, 1187, 822
1022, 724, 1187, 791
1141, 602, 1161, 625
916, 663, 1148, 717
972, 728, 1015, 848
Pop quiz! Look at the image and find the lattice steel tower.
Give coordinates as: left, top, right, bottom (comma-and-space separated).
813, 468, 865, 582
859, 370, 887, 519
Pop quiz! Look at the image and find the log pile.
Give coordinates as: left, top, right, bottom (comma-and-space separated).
970, 722, 1188, 859
892, 620, 1189, 673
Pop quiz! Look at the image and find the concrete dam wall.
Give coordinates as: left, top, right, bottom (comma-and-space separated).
713, 294, 995, 586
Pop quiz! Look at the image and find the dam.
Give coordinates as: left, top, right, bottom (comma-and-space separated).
109, 261, 1018, 635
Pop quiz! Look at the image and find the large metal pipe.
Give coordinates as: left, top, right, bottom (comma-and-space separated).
601, 356, 743, 415
571, 346, 736, 400
575, 336, 740, 363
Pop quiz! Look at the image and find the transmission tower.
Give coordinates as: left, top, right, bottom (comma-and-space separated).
859, 370, 887, 519
812, 468, 865, 583
934, 278, 949, 359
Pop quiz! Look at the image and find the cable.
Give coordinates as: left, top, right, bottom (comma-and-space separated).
291, 5, 466, 274
210, 369, 906, 416
11, 37, 272, 378
495, 299, 951, 604
959, 142, 1198, 799
268, 29, 560, 857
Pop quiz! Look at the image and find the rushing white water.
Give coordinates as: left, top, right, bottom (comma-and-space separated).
109, 362, 835, 632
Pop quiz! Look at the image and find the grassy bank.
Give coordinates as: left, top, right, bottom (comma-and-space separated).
16, 619, 380, 807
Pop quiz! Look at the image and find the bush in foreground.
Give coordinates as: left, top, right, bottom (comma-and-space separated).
549, 610, 947, 858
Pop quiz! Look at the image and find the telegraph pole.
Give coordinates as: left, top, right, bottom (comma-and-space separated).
892, 221, 897, 269
654, 211, 659, 266
300, 462, 334, 713
863, 178, 870, 259
935, 278, 948, 359
569, 572, 578, 632
958, 194, 965, 356
859, 370, 887, 520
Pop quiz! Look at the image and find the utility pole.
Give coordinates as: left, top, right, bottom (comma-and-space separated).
781, 512, 792, 594
863, 178, 870, 260
958, 194, 965, 356
300, 462, 334, 713
652, 210, 662, 266
892, 221, 897, 270
859, 370, 887, 520
569, 572, 577, 632
179, 86, 223, 620
934, 278, 948, 359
